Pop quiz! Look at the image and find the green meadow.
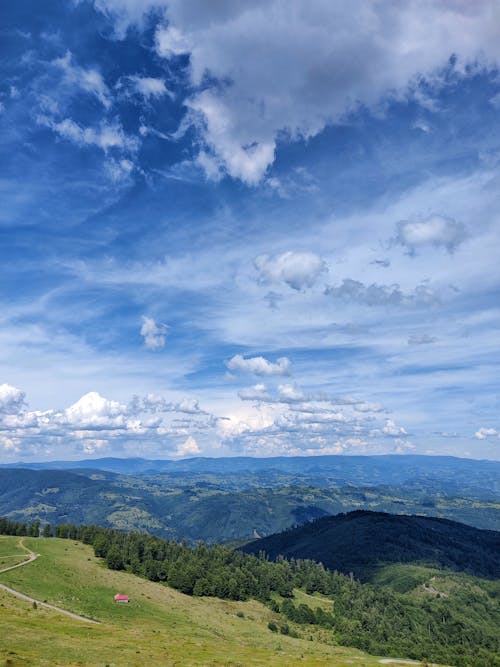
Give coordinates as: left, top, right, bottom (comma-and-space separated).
0, 536, 397, 667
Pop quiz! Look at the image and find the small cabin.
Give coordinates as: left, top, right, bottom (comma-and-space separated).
114, 594, 129, 603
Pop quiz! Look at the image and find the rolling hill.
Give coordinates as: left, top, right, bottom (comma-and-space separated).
0, 535, 392, 667
241, 510, 500, 580
3, 454, 500, 498
1, 468, 499, 544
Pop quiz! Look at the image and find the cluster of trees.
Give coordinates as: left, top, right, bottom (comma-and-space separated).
0, 517, 45, 537
1, 517, 498, 666
79, 524, 500, 666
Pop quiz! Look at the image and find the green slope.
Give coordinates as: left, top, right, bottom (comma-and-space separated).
0, 536, 385, 667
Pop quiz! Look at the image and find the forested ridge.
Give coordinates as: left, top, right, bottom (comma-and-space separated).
241, 510, 500, 580
1, 515, 499, 666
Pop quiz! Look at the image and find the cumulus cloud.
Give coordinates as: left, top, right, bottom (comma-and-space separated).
382, 419, 408, 437
176, 435, 201, 457
397, 215, 467, 253
89, 0, 500, 183
254, 251, 326, 290
0, 385, 215, 458
475, 427, 499, 440
52, 51, 111, 109
227, 354, 291, 377
140, 316, 168, 350
325, 279, 439, 307
0, 384, 26, 414
222, 381, 409, 456
64, 391, 128, 428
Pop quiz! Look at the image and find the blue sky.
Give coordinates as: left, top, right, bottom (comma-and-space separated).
1, 0, 500, 461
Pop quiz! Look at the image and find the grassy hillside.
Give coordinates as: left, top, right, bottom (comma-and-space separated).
241, 510, 500, 580
0, 536, 383, 667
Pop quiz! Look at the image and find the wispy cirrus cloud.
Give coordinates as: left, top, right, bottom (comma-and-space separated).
37, 115, 139, 153
52, 50, 111, 109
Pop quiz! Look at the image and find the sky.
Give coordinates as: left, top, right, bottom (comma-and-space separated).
1, 0, 500, 462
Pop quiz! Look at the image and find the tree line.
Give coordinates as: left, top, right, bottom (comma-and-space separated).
1, 517, 498, 666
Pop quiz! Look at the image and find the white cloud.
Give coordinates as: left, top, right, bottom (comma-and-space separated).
128, 75, 170, 99
226, 354, 291, 377
140, 316, 168, 350
397, 215, 467, 253
0, 384, 25, 414
325, 279, 439, 307
91, 2, 500, 183
147, 1, 500, 183
176, 435, 201, 457
277, 384, 304, 402
38, 116, 139, 153
106, 158, 134, 181
221, 382, 409, 456
155, 25, 191, 57
130, 394, 207, 415
475, 427, 499, 440
237, 383, 269, 401
52, 51, 111, 109
64, 391, 127, 428
0, 385, 215, 458
382, 419, 408, 437
254, 251, 326, 290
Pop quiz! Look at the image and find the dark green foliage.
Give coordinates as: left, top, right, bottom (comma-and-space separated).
106, 546, 125, 570
242, 510, 500, 580
0, 516, 33, 537
1, 514, 499, 666
73, 521, 499, 667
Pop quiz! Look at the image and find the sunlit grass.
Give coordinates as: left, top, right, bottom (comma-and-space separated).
0, 537, 384, 666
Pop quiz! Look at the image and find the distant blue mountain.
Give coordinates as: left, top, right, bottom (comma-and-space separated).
1, 454, 499, 497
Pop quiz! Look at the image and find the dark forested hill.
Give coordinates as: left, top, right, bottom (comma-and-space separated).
241, 510, 500, 580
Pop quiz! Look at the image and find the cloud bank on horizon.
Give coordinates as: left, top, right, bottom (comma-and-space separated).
0, 0, 499, 460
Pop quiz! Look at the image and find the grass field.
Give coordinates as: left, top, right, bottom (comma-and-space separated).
0, 536, 396, 667
0, 537, 29, 571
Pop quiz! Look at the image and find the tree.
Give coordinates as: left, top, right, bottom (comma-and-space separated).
106, 547, 124, 571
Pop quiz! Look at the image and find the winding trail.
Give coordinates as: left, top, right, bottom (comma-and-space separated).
0, 537, 99, 625
378, 661, 439, 666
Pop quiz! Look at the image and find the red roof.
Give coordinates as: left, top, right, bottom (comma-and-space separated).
114, 594, 129, 601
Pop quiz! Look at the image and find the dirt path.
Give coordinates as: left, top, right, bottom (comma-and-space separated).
0, 537, 99, 625
378, 661, 439, 666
